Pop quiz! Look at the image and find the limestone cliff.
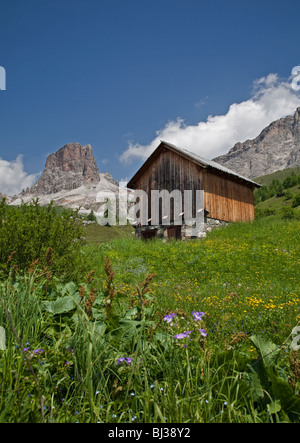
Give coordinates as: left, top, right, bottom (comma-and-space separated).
28, 143, 100, 195
213, 108, 300, 178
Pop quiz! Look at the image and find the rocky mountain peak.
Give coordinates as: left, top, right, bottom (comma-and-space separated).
28, 143, 100, 195
213, 107, 300, 178
10, 142, 120, 215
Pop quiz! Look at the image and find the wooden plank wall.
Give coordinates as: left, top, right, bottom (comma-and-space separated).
134, 149, 255, 223
203, 169, 255, 222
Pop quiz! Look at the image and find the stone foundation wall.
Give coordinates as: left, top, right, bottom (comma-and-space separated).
135, 217, 228, 240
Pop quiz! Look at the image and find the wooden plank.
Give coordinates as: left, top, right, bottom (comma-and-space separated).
131, 148, 256, 224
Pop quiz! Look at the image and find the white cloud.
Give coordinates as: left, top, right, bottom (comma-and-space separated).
0, 155, 39, 195
120, 72, 300, 163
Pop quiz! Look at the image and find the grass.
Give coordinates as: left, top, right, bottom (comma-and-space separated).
255, 166, 300, 187
0, 213, 300, 423
255, 184, 300, 214
254, 167, 300, 218
84, 218, 300, 344
83, 222, 135, 244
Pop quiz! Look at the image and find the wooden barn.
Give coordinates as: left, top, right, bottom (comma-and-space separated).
127, 141, 261, 239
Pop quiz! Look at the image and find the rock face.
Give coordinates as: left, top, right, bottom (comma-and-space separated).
29, 143, 100, 195
213, 107, 300, 178
11, 142, 121, 215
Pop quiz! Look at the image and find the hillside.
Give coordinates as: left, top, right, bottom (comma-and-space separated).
255, 166, 300, 187
254, 166, 300, 217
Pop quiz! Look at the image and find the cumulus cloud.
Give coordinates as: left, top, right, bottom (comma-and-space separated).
0, 155, 39, 195
120, 72, 300, 163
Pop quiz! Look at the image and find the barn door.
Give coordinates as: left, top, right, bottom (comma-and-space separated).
141, 229, 158, 241
167, 226, 182, 239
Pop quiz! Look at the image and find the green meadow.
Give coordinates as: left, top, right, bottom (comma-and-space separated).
0, 198, 299, 423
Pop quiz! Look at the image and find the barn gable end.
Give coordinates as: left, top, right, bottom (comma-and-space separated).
127, 141, 260, 239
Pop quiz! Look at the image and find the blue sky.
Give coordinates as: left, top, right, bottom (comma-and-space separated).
1, 0, 300, 194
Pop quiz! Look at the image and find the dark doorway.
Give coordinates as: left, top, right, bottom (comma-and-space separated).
141, 229, 158, 241
167, 225, 182, 239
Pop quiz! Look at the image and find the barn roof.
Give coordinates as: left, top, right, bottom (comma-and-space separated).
127, 140, 261, 189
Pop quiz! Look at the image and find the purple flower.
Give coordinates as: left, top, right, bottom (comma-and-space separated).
199, 329, 207, 337
174, 331, 192, 339
192, 311, 205, 321
29, 348, 45, 358
116, 357, 133, 365
163, 313, 177, 323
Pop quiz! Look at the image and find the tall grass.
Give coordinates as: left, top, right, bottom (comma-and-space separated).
0, 212, 299, 422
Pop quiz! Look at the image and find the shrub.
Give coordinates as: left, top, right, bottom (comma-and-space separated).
0, 198, 89, 282
255, 207, 276, 219
86, 210, 97, 222
292, 192, 300, 208
280, 206, 295, 219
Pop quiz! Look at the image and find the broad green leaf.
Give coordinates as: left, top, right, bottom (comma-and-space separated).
269, 372, 300, 421
43, 295, 79, 315
267, 399, 281, 415
242, 366, 264, 401
93, 322, 106, 337
250, 334, 280, 368
61, 281, 78, 297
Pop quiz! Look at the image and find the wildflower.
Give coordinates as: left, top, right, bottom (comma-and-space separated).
174, 331, 192, 339
116, 357, 133, 365
199, 329, 207, 337
163, 313, 177, 323
192, 311, 205, 321
30, 348, 45, 358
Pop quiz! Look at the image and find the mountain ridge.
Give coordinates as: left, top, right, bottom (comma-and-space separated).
213, 107, 300, 178
7, 142, 120, 215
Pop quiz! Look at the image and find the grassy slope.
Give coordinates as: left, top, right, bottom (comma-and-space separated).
254, 166, 300, 187
254, 166, 300, 216
255, 184, 300, 213
83, 222, 134, 243
1, 201, 299, 423
83, 217, 300, 345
